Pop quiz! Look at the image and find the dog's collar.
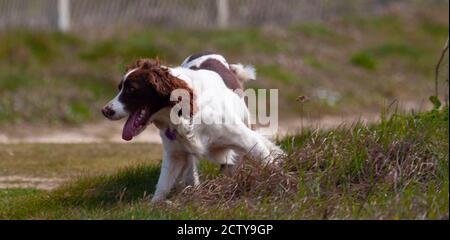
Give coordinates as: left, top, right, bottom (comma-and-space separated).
165, 128, 177, 141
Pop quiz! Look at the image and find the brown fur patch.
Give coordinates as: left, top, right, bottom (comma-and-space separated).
190, 58, 242, 91
186, 51, 215, 63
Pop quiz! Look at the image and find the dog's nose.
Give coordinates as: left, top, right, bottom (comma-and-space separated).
102, 106, 115, 118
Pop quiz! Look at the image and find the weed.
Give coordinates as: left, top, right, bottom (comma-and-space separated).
351, 52, 377, 70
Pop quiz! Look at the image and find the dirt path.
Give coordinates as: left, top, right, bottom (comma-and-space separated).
0, 121, 163, 144
0, 114, 381, 144
0, 176, 66, 190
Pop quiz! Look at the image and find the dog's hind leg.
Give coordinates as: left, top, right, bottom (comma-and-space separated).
257, 131, 285, 162
220, 163, 236, 177
223, 122, 275, 164
208, 148, 238, 176
179, 154, 199, 187
219, 150, 239, 177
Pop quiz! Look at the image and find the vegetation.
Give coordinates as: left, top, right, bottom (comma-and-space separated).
0, 106, 447, 219
0, 2, 447, 220
0, 143, 162, 177
0, 5, 448, 126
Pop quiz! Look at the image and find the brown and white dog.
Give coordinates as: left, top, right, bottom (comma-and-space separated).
102, 52, 282, 203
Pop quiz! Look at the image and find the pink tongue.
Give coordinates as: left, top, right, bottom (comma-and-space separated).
122, 112, 139, 141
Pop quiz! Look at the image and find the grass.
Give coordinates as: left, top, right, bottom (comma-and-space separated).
343, 15, 404, 33
420, 21, 449, 37
0, 106, 447, 219
0, 4, 448, 125
351, 42, 424, 70
289, 22, 335, 38
350, 51, 378, 70
0, 143, 162, 177
257, 64, 299, 84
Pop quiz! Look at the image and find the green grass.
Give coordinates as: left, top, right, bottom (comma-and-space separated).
369, 42, 422, 58
303, 55, 323, 69
350, 51, 378, 70
0, 107, 447, 219
0, 143, 162, 177
421, 21, 449, 37
289, 23, 335, 38
257, 64, 299, 84
351, 42, 425, 70
343, 15, 404, 34
208, 29, 286, 54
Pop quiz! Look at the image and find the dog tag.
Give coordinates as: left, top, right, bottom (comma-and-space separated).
165, 128, 177, 141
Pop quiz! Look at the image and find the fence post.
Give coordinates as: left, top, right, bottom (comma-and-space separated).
217, 0, 229, 29
58, 0, 70, 32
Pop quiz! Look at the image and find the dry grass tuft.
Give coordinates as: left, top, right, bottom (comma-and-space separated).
179, 158, 298, 206
169, 108, 448, 219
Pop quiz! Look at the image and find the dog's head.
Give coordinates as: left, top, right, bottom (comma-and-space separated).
102, 58, 192, 141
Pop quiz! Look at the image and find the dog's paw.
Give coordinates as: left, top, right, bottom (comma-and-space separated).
149, 197, 176, 208
272, 146, 287, 160
149, 195, 164, 205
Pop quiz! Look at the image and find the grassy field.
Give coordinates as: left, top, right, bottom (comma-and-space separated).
0, 106, 447, 219
0, 143, 162, 178
0, 2, 448, 220
0, 4, 448, 127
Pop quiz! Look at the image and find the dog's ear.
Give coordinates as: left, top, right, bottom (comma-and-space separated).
146, 70, 172, 97
146, 68, 195, 116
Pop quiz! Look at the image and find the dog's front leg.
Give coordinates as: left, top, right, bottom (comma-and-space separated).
151, 150, 186, 203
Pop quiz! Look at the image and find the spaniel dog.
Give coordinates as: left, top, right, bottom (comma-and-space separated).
102, 52, 283, 203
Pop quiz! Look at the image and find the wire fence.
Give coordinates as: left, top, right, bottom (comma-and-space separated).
0, 0, 448, 32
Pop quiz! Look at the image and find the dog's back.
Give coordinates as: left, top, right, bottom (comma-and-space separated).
181, 52, 255, 91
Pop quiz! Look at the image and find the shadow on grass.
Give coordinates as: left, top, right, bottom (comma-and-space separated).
51, 164, 161, 207
0, 164, 162, 219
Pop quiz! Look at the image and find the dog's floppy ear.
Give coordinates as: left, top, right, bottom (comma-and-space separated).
146, 69, 173, 98
146, 67, 195, 116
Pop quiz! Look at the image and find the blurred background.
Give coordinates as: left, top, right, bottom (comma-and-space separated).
0, 0, 448, 143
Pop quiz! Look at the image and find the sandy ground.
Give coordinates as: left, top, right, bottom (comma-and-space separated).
0, 121, 163, 144
0, 176, 66, 190
0, 114, 382, 145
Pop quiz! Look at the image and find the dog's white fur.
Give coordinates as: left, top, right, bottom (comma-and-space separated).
181, 54, 256, 85
107, 68, 138, 120
229, 63, 256, 81
108, 55, 283, 203
181, 54, 228, 68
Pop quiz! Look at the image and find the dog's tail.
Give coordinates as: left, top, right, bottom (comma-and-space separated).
230, 63, 256, 86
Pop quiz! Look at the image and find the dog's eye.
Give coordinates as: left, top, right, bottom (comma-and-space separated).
127, 87, 136, 93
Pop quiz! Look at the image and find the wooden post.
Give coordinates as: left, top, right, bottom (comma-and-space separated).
217, 0, 229, 29
58, 0, 70, 32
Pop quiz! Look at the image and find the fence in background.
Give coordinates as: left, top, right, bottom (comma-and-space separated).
0, 0, 448, 32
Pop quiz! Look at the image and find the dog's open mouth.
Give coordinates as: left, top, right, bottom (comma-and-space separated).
122, 106, 152, 141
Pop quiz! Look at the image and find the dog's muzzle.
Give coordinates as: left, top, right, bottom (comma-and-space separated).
101, 105, 116, 119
